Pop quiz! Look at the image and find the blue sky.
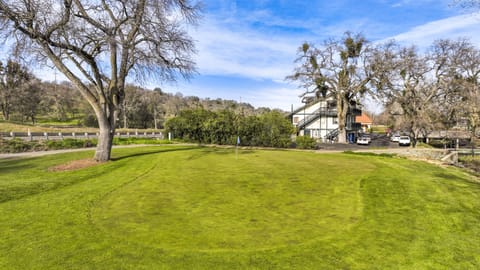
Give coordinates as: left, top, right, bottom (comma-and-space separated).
30, 1, 480, 112
156, 0, 480, 112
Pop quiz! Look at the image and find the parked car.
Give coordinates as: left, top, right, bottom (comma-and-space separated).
363, 134, 372, 143
391, 134, 401, 142
398, 136, 411, 146
357, 136, 370, 145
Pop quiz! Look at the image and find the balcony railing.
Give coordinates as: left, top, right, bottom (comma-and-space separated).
295, 108, 337, 129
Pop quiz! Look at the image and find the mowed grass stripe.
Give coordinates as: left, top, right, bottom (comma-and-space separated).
92, 148, 370, 252
0, 146, 479, 269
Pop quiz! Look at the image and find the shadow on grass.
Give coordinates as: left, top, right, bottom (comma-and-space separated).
0, 160, 32, 175
434, 172, 466, 182
0, 146, 201, 204
110, 146, 200, 161
343, 151, 397, 158
183, 147, 258, 160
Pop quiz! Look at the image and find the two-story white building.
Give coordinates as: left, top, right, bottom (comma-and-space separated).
290, 96, 362, 142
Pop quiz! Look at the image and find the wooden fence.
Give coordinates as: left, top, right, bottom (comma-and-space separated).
1, 131, 165, 141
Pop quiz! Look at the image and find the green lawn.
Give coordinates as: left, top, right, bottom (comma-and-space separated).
0, 146, 479, 269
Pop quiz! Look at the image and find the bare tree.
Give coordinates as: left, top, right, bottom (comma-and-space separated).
370, 39, 480, 146
18, 79, 42, 124
121, 85, 143, 129
452, 0, 480, 9
0, 60, 32, 120
51, 82, 77, 121
0, 0, 201, 161
287, 33, 373, 143
434, 39, 480, 142
371, 42, 442, 145
148, 89, 166, 130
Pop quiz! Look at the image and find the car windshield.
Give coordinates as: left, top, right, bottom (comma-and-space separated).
400, 136, 409, 139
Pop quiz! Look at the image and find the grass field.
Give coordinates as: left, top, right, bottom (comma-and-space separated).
0, 146, 480, 269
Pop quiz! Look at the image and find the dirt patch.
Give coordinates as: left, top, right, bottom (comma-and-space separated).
49, 158, 100, 172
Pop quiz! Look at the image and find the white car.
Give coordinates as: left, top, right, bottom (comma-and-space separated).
357, 136, 370, 145
398, 136, 411, 146
391, 134, 401, 142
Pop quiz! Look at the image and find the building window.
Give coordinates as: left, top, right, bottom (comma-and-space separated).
293, 117, 299, 123
333, 117, 338, 124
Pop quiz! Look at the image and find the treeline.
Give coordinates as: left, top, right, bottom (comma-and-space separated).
371, 39, 480, 143
0, 60, 275, 128
289, 36, 480, 146
165, 109, 294, 148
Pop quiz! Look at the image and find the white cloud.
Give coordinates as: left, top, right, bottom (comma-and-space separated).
25, 2, 480, 112
161, 79, 304, 111
387, 12, 480, 48
390, 0, 450, 8
189, 10, 480, 110
192, 18, 303, 81
241, 86, 305, 111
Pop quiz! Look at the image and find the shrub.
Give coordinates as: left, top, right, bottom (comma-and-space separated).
295, 136, 317, 149
459, 156, 480, 171
81, 114, 99, 128
0, 138, 99, 153
46, 139, 90, 150
0, 138, 32, 153
167, 109, 295, 148
112, 137, 171, 145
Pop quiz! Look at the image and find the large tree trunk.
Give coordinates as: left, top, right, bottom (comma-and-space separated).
154, 106, 158, 130
1, 101, 10, 121
470, 113, 478, 144
471, 125, 477, 144
94, 110, 116, 162
337, 95, 348, 143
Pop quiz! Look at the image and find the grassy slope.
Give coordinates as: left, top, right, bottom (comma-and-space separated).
0, 121, 160, 133
0, 121, 97, 133
0, 146, 479, 269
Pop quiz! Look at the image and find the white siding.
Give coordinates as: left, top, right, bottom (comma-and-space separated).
292, 98, 338, 141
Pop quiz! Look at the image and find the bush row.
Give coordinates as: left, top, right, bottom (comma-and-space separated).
458, 155, 480, 174
165, 109, 295, 148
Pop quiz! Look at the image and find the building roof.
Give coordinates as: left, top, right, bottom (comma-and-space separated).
355, 113, 372, 124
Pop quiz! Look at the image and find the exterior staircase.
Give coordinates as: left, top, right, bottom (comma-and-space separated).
325, 128, 339, 141
296, 108, 337, 130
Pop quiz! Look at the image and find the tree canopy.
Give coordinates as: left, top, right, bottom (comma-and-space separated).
287, 32, 374, 143
0, 0, 202, 161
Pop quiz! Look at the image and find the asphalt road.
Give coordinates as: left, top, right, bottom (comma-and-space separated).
317, 134, 402, 151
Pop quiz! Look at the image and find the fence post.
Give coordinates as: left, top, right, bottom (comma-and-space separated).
44, 132, 49, 140
72, 132, 76, 139
59, 132, 63, 140
85, 132, 89, 139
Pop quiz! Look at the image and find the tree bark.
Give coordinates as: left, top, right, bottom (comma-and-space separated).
1, 99, 10, 120
337, 94, 348, 143
94, 110, 116, 162
153, 106, 158, 130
